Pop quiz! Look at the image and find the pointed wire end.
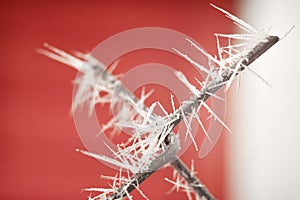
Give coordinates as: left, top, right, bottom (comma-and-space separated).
269, 35, 280, 43
261, 35, 279, 49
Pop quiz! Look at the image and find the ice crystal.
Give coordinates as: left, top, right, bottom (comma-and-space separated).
38, 43, 121, 115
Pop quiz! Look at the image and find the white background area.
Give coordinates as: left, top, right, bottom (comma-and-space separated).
229, 0, 300, 199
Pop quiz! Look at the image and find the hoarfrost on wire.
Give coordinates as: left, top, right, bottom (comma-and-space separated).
39, 4, 274, 200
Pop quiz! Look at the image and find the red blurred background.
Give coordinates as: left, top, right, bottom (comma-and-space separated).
0, 1, 237, 199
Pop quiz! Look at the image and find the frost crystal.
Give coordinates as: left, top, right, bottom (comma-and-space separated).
38, 43, 121, 115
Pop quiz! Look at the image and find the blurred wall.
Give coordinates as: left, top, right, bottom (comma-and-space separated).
229, 0, 300, 199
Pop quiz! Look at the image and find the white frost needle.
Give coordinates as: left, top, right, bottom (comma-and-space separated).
210, 4, 257, 34
186, 38, 222, 67
100, 175, 129, 182
172, 48, 213, 77
107, 59, 120, 74
180, 107, 198, 151
84, 188, 115, 193
98, 103, 136, 137
133, 184, 150, 200
175, 71, 200, 96
215, 33, 264, 40
226, 59, 244, 90
191, 108, 211, 142
222, 41, 252, 51
194, 77, 205, 88
39, 44, 124, 115
190, 160, 195, 176
72, 49, 88, 59
165, 178, 185, 192
142, 102, 157, 125
138, 88, 154, 107
180, 107, 191, 140
215, 34, 223, 64
201, 101, 233, 134
126, 97, 149, 121
170, 94, 176, 114
38, 48, 83, 70
205, 91, 225, 101
243, 64, 272, 88
76, 148, 138, 173
39, 43, 84, 71
156, 101, 169, 116
88, 193, 108, 200
107, 143, 134, 169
